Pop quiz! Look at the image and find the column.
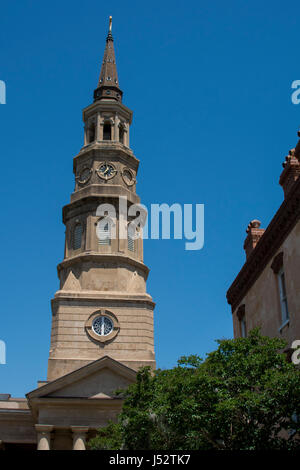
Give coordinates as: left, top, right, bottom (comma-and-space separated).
125, 122, 129, 147
99, 116, 104, 141
114, 114, 120, 142
35, 424, 53, 450
96, 112, 101, 141
84, 124, 88, 146
71, 426, 89, 450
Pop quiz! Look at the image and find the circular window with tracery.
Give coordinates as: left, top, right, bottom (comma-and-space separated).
85, 310, 120, 343
92, 316, 113, 336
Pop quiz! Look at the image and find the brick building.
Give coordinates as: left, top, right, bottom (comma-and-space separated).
227, 132, 300, 349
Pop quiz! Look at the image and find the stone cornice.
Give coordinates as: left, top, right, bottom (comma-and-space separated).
82, 100, 133, 124
52, 291, 155, 309
0, 410, 32, 416
69, 185, 140, 205
30, 397, 124, 405
62, 192, 140, 222
227, 176, 300, 312
57, 252, 150, 277
74, 143, 139, 172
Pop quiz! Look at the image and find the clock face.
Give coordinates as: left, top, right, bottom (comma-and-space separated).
97, 162, 117, 180
77, 167, 92, 184
122, 167, 135, 186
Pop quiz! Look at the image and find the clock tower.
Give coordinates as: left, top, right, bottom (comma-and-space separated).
47, 18, 156, 381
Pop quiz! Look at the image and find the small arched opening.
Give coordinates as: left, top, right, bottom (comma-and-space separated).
88, 123, 96, 143
119, 125, 125, 144
103, 122, 111, 140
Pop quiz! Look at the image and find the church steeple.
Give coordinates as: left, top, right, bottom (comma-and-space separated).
46, 18, 155, 383
94, 16, 123, 102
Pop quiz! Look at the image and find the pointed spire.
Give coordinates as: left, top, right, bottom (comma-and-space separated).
94, 16, 123, 102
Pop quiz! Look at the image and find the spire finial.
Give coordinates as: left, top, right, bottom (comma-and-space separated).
106, 16, 113, 41
94, 18, 123, 102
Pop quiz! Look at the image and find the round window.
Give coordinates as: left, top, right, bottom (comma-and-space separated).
92, 316, 114, 336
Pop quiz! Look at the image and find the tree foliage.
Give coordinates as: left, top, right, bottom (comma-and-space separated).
89, 330, 300, 450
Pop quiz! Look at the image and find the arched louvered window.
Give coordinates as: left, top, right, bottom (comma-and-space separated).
103, 122, 111, 141
73, 223, 82, 250
98, 221, 111, 246
127, 226, 135, 252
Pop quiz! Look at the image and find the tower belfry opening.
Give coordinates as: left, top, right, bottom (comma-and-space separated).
103, 122, 111, 140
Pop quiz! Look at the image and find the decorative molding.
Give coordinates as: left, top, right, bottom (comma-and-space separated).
52, 293, 155, 309
74, 143, 138, 171
35, 424, 54, 433
57, 252, 150, 277
227, 176, 300, 312
82, 100, 133, 125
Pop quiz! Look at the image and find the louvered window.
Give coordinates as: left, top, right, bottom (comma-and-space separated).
73, 224, 82, 250
127, 228, 135, 252
98, 222, 111, 246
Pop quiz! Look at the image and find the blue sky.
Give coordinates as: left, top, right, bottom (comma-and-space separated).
1, 0, 300, 396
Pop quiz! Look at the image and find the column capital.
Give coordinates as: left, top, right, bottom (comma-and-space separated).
71, 426, 89, 450
71, 426, 89, 434
35, 424, 54, 433
35, 425, 54, 450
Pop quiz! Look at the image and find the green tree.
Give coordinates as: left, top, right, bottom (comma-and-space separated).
88, 421, 123, 450
89, 330, 300, 450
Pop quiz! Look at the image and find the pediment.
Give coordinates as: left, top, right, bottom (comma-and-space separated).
27, 356, 136, 400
